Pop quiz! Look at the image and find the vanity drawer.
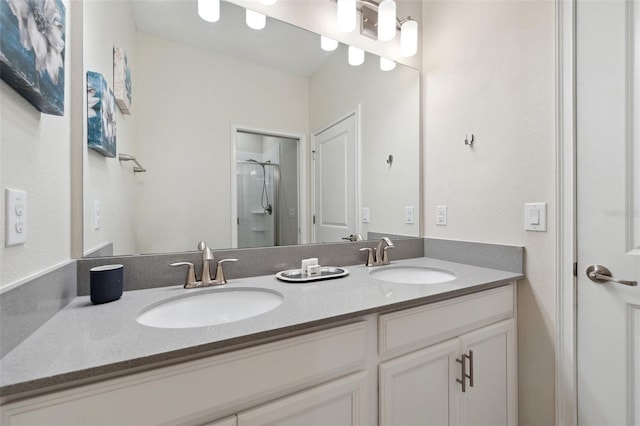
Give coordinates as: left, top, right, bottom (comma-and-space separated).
1, 322, 367, 426
378, 284, 514, 357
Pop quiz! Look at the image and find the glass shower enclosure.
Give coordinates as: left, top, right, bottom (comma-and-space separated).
236, 131, 299, 248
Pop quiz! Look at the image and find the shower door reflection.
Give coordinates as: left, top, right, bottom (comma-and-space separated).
236, 131, 299, 248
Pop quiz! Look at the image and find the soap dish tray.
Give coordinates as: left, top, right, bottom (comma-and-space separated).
276, 267, 349, 283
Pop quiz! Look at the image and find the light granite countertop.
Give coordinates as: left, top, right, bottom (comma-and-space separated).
0, 257, 523, 397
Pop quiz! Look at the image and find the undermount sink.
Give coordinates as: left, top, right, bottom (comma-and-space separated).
370, 265, 457, 284
136, 288, 284, 329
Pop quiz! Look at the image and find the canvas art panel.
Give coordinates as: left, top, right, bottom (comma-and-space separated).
113, 46, 131, 114
0, 0, 66, 115
87, 71, 117, 157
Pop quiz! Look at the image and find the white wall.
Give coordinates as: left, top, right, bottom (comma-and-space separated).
309, 45, 420, 238
82, 0, 138, 256
133, 33, 309, 253
422, 1, 556, 425
0, 1, 74, 289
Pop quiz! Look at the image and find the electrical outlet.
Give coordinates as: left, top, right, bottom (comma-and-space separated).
5, 188, 27, 246
436, 205, 447, 226
94, 200, 102, 230
405, 206, 414, 224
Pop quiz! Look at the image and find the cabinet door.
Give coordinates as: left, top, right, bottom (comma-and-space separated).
459, 319, 516, 426
379, 338, 460, 426
237, 373, 367, 426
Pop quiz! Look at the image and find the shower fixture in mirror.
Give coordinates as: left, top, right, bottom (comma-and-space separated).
82, 0, 420, 257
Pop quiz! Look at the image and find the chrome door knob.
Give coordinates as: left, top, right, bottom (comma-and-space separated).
585, 265, 637, 287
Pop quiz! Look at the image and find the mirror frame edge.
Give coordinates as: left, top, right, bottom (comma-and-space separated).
71, 0, 85, 260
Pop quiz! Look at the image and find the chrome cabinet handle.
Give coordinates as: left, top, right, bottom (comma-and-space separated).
467, 350, 474, 388
586, 265, 637, 287
456, 351, 473, 392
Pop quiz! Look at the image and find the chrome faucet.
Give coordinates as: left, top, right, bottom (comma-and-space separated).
198, 241, 214, 285
359, 237, 395, 267
376, 237, 395, 265
170, 241, 238, 288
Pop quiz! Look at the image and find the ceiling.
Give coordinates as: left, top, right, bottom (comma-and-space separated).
131, 0, 334, 77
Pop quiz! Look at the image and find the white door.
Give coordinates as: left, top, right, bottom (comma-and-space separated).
577, 1, 640, 424
313, 112, 358, 243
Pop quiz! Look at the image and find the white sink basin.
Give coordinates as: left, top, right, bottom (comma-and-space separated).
370, 266, 456, 284
136, 288, 283, 329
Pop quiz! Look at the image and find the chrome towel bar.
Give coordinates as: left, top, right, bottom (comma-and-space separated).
118, 153, 146, 173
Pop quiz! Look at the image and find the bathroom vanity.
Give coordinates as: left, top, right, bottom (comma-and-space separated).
0, 258, 520, 425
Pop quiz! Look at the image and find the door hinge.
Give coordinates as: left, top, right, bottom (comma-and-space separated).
573, 262, 578, 278
313, 214, 316, 225
312, 150, 316, 160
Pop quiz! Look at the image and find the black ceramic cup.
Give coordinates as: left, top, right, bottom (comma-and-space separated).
90, 264, 124, 304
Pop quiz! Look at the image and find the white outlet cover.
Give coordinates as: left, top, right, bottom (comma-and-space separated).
5, 188, 27, 246
405, 206, 414, 224
436, 205, 447, 226
94, 200, 102, 230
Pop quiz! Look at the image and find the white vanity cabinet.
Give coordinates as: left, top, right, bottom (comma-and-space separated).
203, 373, 367, 426
0, 322, 369, 426
1, 283, 517, 426
236, 372, 367, 426
378, 284, 517, 426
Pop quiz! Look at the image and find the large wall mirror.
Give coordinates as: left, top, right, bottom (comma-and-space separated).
83, 0, 420, 257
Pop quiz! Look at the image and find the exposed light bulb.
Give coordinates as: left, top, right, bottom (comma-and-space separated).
400, 19, 418, 57
198, 0, 220, 22
378, 0, 396, 41
348, 46, 364, 66
320, 36, 338, 52
246, 9, 266, 30
380, 57, 396, 71
259, 0, 278, 4
337, 0, 356, 32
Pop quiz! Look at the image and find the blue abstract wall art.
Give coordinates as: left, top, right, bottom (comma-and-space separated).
87, 71, 117, 158
0, 0, 66, 116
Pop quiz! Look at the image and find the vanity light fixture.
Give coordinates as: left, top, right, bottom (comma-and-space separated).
337, 0, 357, 32
198, 0, 220, 22
348, 46, 365, 66
400, 19, 418, 57
335, 0, 419, 58
246, 9, 266, 30
380, 57, 396, 71
321, 35, 339, 51
377, 0, 396, 41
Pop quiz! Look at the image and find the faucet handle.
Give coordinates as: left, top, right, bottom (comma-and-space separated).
215, 258, 238, 284
359, 248, 375, 267
170, 262, 199, 288
381, 245, 395, 265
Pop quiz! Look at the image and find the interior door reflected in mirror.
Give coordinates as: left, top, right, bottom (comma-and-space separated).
82, 0, 420, 257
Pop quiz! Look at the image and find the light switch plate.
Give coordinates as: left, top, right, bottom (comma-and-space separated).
436, 205, 447, 226
5, 188, 27, 246
525, 202, 547, 231
362, 207, 370, 223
